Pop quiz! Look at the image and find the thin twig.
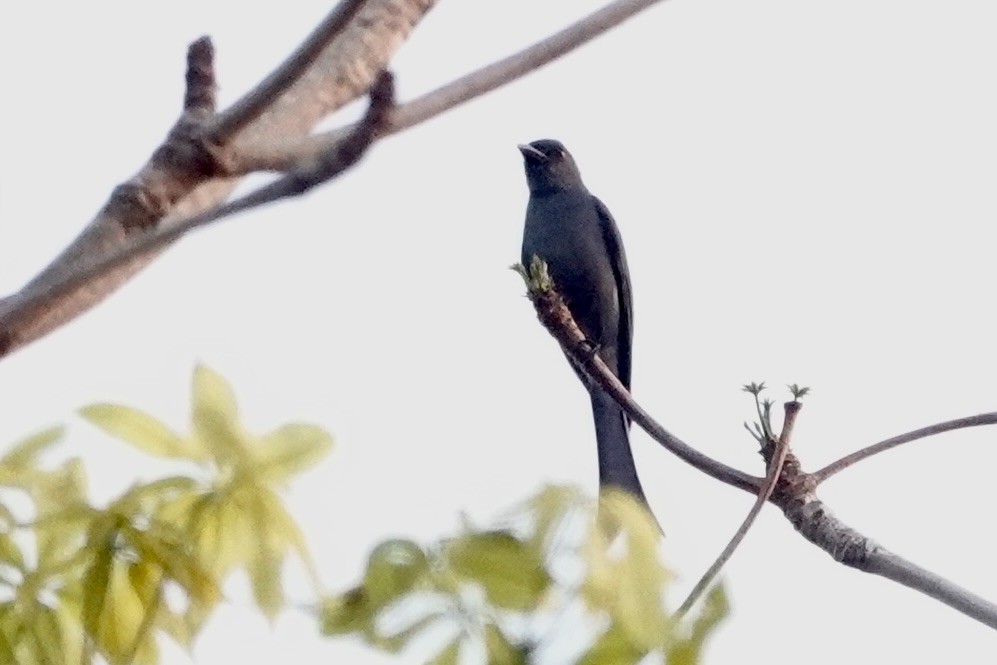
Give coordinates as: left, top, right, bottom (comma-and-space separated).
208, 0, 370, 143
184, 37, 217, 117
674, 401, 801, 619
232, 0, 670, 171
811, 411, 997, 484
389, 0, 667, 133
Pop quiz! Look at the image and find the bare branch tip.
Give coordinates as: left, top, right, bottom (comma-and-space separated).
366, 70, 397, 134
184, 35, 217, 115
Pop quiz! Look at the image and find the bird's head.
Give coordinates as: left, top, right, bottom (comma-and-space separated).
518, 139, 585, 194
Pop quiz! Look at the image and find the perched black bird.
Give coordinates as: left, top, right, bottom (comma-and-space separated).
518, 139, 649, 507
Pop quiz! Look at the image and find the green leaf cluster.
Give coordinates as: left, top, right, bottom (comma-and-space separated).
0, 365, 330, 665
321, 486, 728, 664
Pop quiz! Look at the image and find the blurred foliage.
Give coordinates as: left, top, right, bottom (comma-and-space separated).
0, 365, 330, 665
0, 366, 727, 664
321, 486, 728, 664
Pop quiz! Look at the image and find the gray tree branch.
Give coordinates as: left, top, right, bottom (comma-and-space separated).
519, 262, 997, 631
0, 0, 665, 361
0, 0, 436, 358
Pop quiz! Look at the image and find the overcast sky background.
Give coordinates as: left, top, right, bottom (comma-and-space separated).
2, 1, 997, 663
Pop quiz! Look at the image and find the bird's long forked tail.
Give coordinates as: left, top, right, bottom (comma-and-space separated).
590, 388, 663, 533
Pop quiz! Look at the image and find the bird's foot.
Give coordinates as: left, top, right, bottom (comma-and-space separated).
580, 338, 602, 359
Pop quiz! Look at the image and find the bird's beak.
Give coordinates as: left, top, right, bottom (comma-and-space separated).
518, 144, 547, 163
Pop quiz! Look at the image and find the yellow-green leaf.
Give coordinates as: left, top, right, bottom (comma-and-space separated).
203, 494, 251, 576
82, 515, 119, 641
254, 424, 333, 483
128, 522, 219, 607
28, 458, 88, 524
587, 490, 669, 651
428, 637, 461, 665
191, 364, 238, 427
256, 489, 320, 588
321, 588, 373, 635
447, 531, 550, 611
579, 622, 647, 665
0, 425, 64, 470
92, 562, 151, 663
247, 492, 287, 619
483, 624, 524, 665
0, 533, 24, 571
373, 613, 440, 653
191, 365, 245, 465
526, 484, 586, 552
54, 603, 85, 665
79, 404, 199, 460
30, 606, 71, 665
364, 539, 428, 608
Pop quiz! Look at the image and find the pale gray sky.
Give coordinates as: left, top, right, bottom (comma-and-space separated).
2, 1, 997, 663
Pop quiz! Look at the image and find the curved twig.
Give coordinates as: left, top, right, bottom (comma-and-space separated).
812, 411, 997, 484
521, 267, 997, 630
674, 401, 801, 619
229, 0, 670, 171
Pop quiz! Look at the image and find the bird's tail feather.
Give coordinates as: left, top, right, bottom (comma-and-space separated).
590, 389, 647, 504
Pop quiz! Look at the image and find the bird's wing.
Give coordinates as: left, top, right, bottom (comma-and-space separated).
593, 196, 633, 392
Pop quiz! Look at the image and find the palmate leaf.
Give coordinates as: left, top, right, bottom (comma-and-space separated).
445, 531, 550, 611
79, 404, 205, 462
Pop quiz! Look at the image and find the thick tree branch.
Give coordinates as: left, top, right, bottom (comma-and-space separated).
208, 0, 371, 144
812, 411, 997, 484
0, 0, 664, 361
0, 0, 435, 359
0, 75, 395, 337
776, 495, 997, 630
